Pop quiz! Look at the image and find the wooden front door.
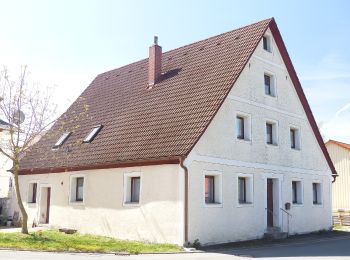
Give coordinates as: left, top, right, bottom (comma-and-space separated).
267, 179, 274, 227
45, 188, 51, 224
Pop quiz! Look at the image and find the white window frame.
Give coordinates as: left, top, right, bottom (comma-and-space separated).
262, 34, 273, 53
52, 132, 71, 150
291, 179, 303, 206
203, 170, 222, 208
265, 119, 279, 146
69, 173, 86, 205
264, 71, 277, 98
123, 172, 142, 207
27, 180, 39, 205
235, 111, 252, 142
237, 173, 254, 207
290, 125, 302, 150
312, 180, 323, 207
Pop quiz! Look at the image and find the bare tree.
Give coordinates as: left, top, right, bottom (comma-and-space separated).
0, 66, 57, 234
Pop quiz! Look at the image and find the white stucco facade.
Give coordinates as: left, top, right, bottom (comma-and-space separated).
17, 29, 332, 246
0, 129, 12, 199
185, 29, 332, 245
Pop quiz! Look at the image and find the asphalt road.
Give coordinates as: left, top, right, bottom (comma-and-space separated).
2, 235, 350, 260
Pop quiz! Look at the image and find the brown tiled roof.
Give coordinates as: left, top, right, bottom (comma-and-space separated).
19, 18, 337, 178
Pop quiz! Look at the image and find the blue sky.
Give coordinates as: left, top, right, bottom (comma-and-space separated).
1, 0, 349, 142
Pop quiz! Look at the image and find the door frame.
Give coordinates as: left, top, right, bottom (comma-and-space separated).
38, 183, 52, 225
262, 173, 283, 231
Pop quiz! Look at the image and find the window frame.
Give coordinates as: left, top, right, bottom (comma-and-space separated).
203, 170, 222, 207
75, 177, 84, 202
69, 174, 86, 205
235, 111, 252, 142
52, 132, 71, 149
236, 116, 245, 140
130, 176, 141, 203
237, 173, 254, 207
123, 172, 142, 206
83, 125, 103, 143
265, 119, 278, 146
290, 126, 301, 150
312, 181, 323, 206
264, 72, 276, 97
205, 175, 215, 204
291, 180, 303, 205
27, 181, 38, 204
262, 35, 272, 52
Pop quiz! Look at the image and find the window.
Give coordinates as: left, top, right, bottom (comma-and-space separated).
263, 35, 271, 52
237, 174, 253, 205
238, 177, 246, 203
76, 177, 84, 202
130, 177, 140, 203
205, 176, 215, 203
83, 125, 103, 143
53, 132, 71, 149
28, 183, 37, 203
124, 173, 141, 205
70, 175, 85, 203
203, 171, 222, 206
266, 121, 278, 145
236, 116, 245, 140
264, 73, 276, 97
313, 182, 322, 205
290, 127, 301, 150
292, 181, 303, 204
235, 113, 251, 141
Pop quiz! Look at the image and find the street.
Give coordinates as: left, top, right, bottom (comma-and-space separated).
1, 235, 350, 259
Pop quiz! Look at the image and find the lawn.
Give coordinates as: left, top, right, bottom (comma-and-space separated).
0, 230, 182, 254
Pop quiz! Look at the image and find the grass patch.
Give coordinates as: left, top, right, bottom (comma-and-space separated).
0, 230, 182, 254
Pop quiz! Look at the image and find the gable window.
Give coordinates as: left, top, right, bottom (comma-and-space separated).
292, 180, 303, 204
53, 132, 71, 149
235, 112, 251, 141
266, 121, 278, 145
70, 175, 85, 203
83, 125, 103, 143
263, 35, 272, 52
313, 182, 322, 205
203, 171, 222, 206
28, 183, 38, 203
264, 73, 276, 97
124, 172, 141, 205
205, 176, 215, 203
237, 174, 253, 205
290, 127, 301, 150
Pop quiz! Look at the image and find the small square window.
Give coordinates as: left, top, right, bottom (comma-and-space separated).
266, 121, 278, 145
53, 132, 71, 149
264, 73, 276, 97
70, 176, 85, 203
292, 181, 303, 204
313, 182, 322, 205
290, 127, 301, 150
237, 175, 253, 205
263, 35, 272, 52
28, 183, 37, 203
124, 173, 141, 205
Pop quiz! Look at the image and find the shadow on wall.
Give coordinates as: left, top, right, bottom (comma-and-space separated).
201, 231, 350, 258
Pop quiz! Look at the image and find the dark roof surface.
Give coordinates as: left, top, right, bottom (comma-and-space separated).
19, 18, 337, 177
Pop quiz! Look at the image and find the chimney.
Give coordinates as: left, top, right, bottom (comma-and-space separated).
148, 36, 162, 86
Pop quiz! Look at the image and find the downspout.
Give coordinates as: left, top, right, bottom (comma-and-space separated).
179, 156, 189, 245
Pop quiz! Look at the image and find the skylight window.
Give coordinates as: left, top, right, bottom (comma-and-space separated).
52, 132, 71, 149
83, 125, 103, 143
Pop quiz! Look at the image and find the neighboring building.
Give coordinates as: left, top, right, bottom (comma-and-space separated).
17, 18, 337, 245
326, 140, 350, 210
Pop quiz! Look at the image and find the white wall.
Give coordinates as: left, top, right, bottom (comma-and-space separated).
0, 129, 12, 199
186, 29, 332, 245
18, 164, 185, 245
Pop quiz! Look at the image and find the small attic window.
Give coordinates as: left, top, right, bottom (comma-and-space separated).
53, 132, 71, 149
263, 35, 272, 52
83, 125, 103, 143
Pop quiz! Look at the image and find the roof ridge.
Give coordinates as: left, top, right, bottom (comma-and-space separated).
98, 17, 273, 77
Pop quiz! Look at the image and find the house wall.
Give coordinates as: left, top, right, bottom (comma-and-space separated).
0, 129, 12, 199
326, 143, 350, 210
185, 29, 332, 245
18, 164, 185, 245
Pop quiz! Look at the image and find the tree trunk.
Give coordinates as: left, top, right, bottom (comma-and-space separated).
13, 161, 28, 234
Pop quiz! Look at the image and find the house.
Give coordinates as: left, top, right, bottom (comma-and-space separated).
0, 119, 14, 216
17, 18, 337, 245
326, 140, 350, 211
